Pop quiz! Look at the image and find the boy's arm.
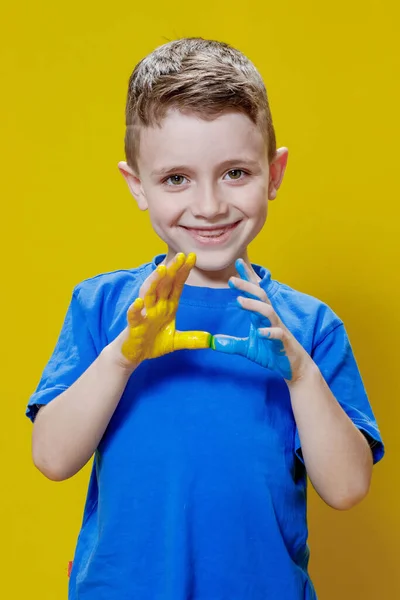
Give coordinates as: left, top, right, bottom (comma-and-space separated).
32, 253, 211, 481
32, 344, 137, 481
286, 363, 373, 510
212, 259, 375, 510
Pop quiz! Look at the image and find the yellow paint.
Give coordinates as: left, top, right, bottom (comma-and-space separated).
5, 1, 398, 598
121, 253, 211, 362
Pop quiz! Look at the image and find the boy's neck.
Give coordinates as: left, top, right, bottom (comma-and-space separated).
163, 249, 258, 288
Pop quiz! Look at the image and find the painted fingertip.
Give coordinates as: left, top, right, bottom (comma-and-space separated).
156, 265, 167, 276
186, 252, 196, 267
235, 258, 250, 281
133, 297, 144, 309
228, 278, 237, 289
235, 258, 244, 272
174, 253, 186, 267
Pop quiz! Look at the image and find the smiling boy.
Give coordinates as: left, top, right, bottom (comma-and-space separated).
27, 38, 384, 599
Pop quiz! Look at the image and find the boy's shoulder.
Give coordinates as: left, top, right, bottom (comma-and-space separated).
71, 260, 154, 308
268, 276, 344, 347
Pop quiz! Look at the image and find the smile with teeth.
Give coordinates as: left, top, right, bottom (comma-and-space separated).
182, 221, 240, 241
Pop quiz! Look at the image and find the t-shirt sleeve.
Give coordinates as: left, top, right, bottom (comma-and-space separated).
26, 290, 99, 422
294, 323, 384, 465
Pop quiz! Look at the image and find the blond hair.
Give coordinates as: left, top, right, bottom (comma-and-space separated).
124, 38, 276, 170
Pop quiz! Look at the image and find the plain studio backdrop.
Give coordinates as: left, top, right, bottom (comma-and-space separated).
1, 1, 399, 598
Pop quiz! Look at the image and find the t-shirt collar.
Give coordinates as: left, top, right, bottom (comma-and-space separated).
150, 254, 278, 306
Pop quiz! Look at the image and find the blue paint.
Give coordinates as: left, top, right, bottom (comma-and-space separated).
212, 330, 292, 381
235, 258, 251, 282
212, 259, 293, 381
232, 259, 272, 326
227, 279, 237, 291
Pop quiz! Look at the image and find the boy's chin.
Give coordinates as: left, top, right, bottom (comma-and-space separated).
189, 251, 240, 276
165, 243, 245, 277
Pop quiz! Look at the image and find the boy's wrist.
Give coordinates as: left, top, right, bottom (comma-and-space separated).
286, 359, 320, 391
102, 339, 140, 377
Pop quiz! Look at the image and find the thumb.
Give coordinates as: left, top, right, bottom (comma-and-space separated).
174, 330, 212, 351
211, 334, 249, 356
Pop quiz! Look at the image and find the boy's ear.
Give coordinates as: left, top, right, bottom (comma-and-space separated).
268, 147, 289, 201
118, 161, 148, 210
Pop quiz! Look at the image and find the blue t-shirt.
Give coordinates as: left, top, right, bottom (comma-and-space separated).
26, 255, 384, 600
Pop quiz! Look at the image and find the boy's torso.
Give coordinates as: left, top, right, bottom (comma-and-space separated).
69, 256, 323, 599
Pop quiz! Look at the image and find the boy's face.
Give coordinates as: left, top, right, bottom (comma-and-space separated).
119, 109, 287, 284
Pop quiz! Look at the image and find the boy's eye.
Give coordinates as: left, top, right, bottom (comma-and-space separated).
226, 169, 244, 180
165, 175, 187, 186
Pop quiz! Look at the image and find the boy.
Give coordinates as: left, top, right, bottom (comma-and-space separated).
27, 38, 384, 599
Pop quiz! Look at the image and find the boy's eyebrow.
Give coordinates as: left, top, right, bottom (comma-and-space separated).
151, 165, 191, 177
151, 159, 261, 178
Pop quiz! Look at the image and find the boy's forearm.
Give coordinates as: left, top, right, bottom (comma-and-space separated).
32, 343, 137, 482
288, 364, 373, 510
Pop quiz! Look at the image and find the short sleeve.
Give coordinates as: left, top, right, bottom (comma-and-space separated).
295, 323, 384, 465
26, 290, 98, 422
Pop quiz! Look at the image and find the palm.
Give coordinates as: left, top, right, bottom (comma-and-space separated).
241, 321, 291, 379
124, 297, 178, 361
214, 317, 290, 380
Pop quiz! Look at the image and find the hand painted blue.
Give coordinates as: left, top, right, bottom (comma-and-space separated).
212, 260, 293, 380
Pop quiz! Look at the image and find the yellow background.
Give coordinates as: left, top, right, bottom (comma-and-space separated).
2, 1, 399, 597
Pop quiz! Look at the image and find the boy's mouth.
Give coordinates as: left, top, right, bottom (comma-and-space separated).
180, 221, 241, 244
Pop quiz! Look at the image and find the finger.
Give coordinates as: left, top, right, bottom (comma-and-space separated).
143, 265, 167, 309
257, 327, 285, 343
229, 276, 269, 303
185, 252, 196, 269
238, 297, 280, 326
235, 258, 259, 284
174, 330, 212, 351
156, 264, 176, 299
139, 264, 166, 303
166, 253, 187, 279
127, 297, 145, 327
170, 253, 196, 303
164, 253, 194, 299
211, 334, 249, 357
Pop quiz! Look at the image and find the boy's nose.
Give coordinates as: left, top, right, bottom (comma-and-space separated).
191, 187, 228, 219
